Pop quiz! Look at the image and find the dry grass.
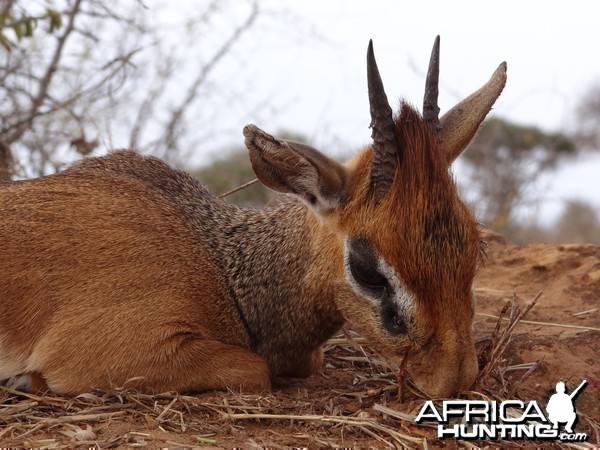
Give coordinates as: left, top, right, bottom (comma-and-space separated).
1, 292, 598, 449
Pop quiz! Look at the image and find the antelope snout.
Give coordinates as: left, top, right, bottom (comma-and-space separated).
407, 335, 478, 398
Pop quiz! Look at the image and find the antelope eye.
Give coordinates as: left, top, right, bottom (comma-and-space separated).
349, 252, 388, 292
381, 302, 407, 335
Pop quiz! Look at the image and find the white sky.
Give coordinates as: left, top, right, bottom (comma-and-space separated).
165, 0, 600, 224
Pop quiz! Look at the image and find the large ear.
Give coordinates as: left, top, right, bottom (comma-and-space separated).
243, 124, 347, 215
440, 62, 507, 164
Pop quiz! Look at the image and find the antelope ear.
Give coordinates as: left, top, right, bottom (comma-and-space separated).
440, 62, 507, 164
243, 124, 347, 215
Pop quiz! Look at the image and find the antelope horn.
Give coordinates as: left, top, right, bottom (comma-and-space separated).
423, 35, 441, 132
367, 40, 398, 202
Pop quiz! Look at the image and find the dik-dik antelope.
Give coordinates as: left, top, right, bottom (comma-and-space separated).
0, 37, 506, 397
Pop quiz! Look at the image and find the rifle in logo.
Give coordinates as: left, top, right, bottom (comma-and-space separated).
546, 380, 587, 433
416, 378, 589, 442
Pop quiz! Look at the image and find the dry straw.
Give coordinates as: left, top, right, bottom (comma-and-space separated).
1, 292, 599, 448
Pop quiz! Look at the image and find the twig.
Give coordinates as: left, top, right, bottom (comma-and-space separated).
161, 1, 259, 155
572, 308, 598, 317
372, 403, 417, 422
476, 313, 600, 332
477, 292, 541, 381
153, 397, 178, 425
397, 343, 412, 402
26, 410, 126, 424
0, 400, 39, 415
218, 178, 259, 198
357, 424, 394, 448
325, 337, 368, 346
224, 412, 424, 445
5, 0, 83, 144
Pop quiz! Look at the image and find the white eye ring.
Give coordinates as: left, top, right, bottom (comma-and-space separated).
343, 239, 415, 314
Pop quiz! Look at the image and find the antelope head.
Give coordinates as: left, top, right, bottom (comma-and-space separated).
244, 37, 506, 397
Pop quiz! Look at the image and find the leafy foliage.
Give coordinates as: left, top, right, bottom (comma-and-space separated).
0, 5, 62, 50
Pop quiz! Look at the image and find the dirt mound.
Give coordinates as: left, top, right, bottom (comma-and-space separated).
474, 232, 600, 435
1, 235, 599, 448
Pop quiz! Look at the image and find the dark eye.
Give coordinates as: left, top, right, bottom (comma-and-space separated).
349, 253, 388, 292
381, 302, 406, 336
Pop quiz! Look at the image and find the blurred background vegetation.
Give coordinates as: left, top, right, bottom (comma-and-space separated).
1, 0, 598, 244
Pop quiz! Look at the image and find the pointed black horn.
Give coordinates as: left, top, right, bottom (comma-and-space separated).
367, 40, 398, 201
423, 35, 441, 131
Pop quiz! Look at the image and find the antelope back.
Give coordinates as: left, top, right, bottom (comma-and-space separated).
244, 37, 506, 397
0, 153, 272, 393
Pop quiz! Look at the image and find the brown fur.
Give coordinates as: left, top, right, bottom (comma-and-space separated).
0, 152, 343, 394
332, 103, 481, 394
0, 44, 505, 397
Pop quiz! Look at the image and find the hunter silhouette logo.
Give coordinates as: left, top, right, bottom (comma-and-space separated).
546, 380, 586, 433
415, 379, 588, 441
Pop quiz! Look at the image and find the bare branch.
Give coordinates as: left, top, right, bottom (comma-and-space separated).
1, 0, 279, 179
4, 0, 83, 144
3, 42, 139, 147
159, 1, 259, 157
0, 0, 16, 17
128, 56, 175, 149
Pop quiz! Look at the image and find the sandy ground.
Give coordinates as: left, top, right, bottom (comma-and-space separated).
1, 233, 599, 448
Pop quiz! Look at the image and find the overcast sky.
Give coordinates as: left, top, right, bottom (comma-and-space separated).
241, 0, 600, 225
168, 0, 600, 224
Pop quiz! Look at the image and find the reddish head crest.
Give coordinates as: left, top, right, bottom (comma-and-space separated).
245, 37, 507, 396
